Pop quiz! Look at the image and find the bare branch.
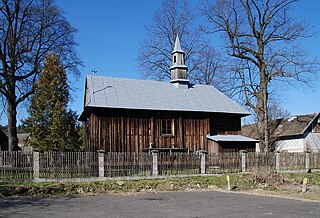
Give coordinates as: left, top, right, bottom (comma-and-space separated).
0, 0, 81, 150
201, 0, 319, 151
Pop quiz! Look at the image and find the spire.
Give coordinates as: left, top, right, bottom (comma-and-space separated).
173, 34, 183, 53
169, 34, 189, 86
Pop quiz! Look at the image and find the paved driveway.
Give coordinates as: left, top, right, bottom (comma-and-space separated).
1, 191, 319, 218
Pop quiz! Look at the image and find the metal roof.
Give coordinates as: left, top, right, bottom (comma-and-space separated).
207, 135, 259, 142
173, 35, 184, 53
83, 75, 250, 115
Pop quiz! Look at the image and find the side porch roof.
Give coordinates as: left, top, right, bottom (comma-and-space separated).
207, 134, 259, 142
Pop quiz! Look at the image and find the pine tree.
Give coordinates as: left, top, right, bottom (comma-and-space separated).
23, 53, 82, 152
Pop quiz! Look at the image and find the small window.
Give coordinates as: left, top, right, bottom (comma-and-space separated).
173, 56, 176, 63
161, 119, 173, 136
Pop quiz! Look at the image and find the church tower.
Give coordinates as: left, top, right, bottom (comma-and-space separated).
170, 35, 189, 85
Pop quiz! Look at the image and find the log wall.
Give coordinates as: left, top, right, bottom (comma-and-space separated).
85, 109, 216, 153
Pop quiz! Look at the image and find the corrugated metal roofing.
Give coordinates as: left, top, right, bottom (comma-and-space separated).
207, 135, 259, 142
84, 75, 250, 115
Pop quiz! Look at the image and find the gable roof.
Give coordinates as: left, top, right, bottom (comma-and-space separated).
275, 113, 319, 137
81, 75, 249, 118
242, 113, 320, 139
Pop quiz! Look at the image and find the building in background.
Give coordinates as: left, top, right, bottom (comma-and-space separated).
243, 113, 320, 152
17, 133, 31, 153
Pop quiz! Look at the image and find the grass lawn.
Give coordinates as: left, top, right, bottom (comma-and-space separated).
1, 171, 320, 201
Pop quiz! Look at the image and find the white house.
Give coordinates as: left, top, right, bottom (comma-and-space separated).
242, 113, 320, 152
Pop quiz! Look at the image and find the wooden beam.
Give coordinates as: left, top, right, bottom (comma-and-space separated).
151, 116, 154, 147
179, 117, 184, 148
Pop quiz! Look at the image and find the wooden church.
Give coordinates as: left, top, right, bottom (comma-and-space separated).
79, 36, 257, 153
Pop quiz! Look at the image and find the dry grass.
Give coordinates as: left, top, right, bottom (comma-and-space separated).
1, 172, 320, 201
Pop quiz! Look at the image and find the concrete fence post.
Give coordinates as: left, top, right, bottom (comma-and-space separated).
33, 149, 40, 181
240, 150, 247, 172
199, 150, 207, 174
305, 151, 310, 172
151, 150, 159, 176
275, 151, 280, 172
97, 150, 105, 178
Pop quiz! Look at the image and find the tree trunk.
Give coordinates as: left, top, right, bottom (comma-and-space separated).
263, 84, 269, 151
256, 97, 265, 151
257, 72, 269, 152
7, 99, 19, 151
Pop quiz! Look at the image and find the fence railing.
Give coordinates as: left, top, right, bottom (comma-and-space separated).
310, 153, 320, 169
104, 152, 152, 177
246, 152, 276, 172
0, 151, 33, 179
206, 153, 241, 174
39, 152, 98, 178
158, 152, 200, 175
1, 150, 319, 181
279, 152, 306, 171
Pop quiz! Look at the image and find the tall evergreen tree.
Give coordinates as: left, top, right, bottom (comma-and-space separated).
0, 0, 81, 151
23, 53, 82, 152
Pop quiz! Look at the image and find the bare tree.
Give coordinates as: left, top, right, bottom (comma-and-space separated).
267, 99, 291, 150
201, 0, 318, 151
138, 0, 200, 81
139, 0, 233, 99
191, 43, 222, 85
0, 0, 80, 151
191, 43, 239, 96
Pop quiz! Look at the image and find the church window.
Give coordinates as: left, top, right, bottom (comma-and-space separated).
161, 119, 174, 136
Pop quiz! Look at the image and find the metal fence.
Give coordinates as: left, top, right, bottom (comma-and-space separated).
1, 151, 320, 181
104, 152, 152, 177
158, 153, 200, 175
0, 151, 33, 179
39, 152, 98, 178
206, 153, 241, 174
310, 153, 320, 169
246, 152, 276, 172
279, 152, 306, 171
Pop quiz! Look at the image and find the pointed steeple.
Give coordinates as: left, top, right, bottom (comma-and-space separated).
170, 35, 189, 86
173, 34, 183, 53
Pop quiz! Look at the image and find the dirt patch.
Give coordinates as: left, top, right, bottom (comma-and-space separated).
236, 171, 320, 201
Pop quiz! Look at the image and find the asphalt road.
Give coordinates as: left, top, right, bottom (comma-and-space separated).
1, 191, 319, 218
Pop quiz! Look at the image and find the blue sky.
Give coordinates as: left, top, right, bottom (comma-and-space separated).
55, 0, 320, 119
2, 0, 319, 125
56, 0, 163, 117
